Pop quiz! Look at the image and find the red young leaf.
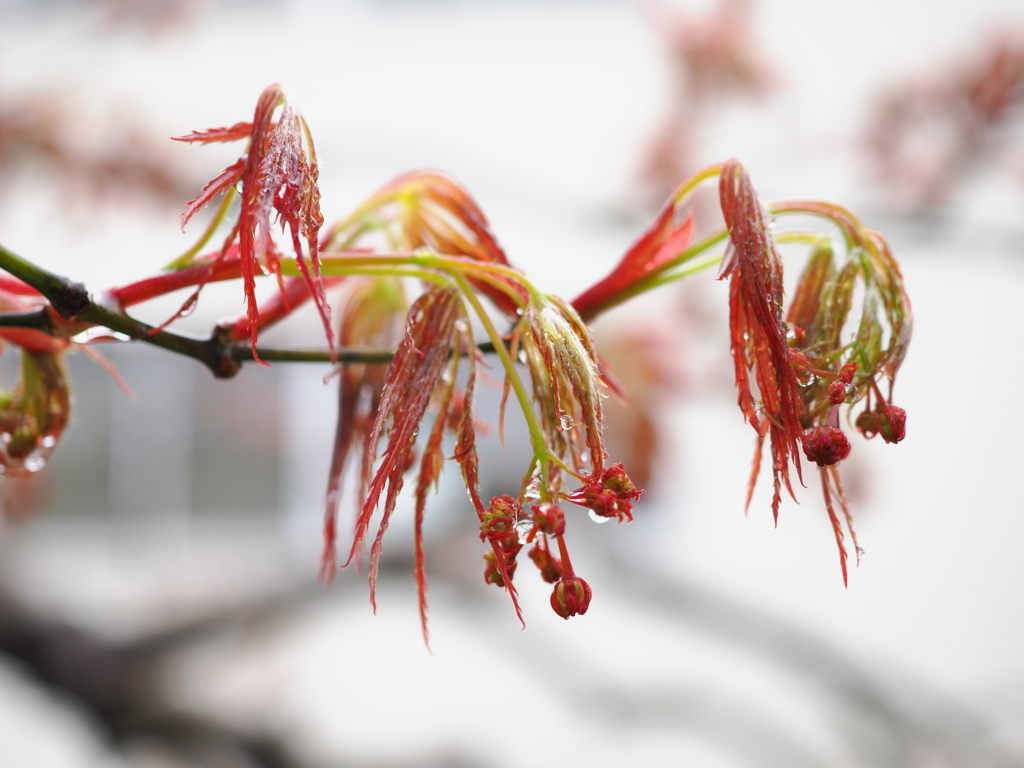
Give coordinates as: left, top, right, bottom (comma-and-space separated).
179, 158, 244, 232
177, 84, 334, 364
411, 357, 459, 647
345, 170, 526, 315
321, 278, 406, 584
172, 122, 254, 144
572, 199, 695, 322
718, 158, 804, 521
345, 287, 460, 611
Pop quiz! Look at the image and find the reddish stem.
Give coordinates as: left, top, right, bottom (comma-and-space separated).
110, 254, 244, 307
225, 275, 345, 342
554, 534, 575, 577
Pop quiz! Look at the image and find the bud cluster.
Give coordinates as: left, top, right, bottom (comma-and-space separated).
566, 463, 643, 522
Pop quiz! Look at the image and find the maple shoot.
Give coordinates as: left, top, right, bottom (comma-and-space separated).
0, 85, 911, 641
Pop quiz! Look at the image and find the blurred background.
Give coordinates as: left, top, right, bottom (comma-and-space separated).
1, 0, 1024, 766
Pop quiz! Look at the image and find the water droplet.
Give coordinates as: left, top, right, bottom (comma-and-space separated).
23, 451, 47, 473
856, 546, 865, 557
559, 414, 575, 431
454, 318, 470, 333
40, 435, 56, 449
767, 214, 777, 229
588, 509, 611, 525
516, 519, 534, 545
523, 473, 541, 503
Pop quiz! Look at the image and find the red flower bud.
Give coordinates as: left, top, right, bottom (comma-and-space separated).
827, 380, 848, 405
528, 543, 563, 583
802, 425, 851, 466
789, 349, 814, 385
530, 502, 566, 537
483, 542, 521, 587
856, 403, 907, 444
602, 463, 639, 497
479, 495, 521, 542
567, 463, 643, 522
838, 363, 858, 384
550, 575, 592, 619
878, 404, 906, 443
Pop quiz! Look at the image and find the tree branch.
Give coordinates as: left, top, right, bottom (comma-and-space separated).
0, 243, 502, 378
0, 244, 89, 319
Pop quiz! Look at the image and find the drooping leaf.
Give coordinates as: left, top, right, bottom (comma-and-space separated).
718, 158, 804, 521
321, 277, 406, 583
176, 85, 334, 363
339, 171, 527, 316
346, 286, 460, 611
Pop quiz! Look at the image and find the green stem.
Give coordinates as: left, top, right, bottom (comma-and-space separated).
166, 186, 237, 269
768, 202, 864, 251
0, 309, 54, 332
577, 228, 730, 321
0, 244, 90, 320
446, 269, 552, 498
672, 162, 722, 206
630, 255, 724, 296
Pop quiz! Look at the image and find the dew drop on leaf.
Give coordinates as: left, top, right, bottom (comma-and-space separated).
559, 414, 574, 431
856, 546, 865, 557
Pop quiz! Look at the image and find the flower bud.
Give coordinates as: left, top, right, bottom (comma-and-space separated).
483, 542, 521, 588
877, 404, 907, 444
479, 495, 520, 542
550, 575, 592, 619
530, 502, 566, 537
827, 380, 848, 405
528, 543, 563, 583
0, 350, 71, 477
856, 403, 907, 444
789, 349, 814, 385
567, 463, 643, 522
801, 425, 851, 467
838, 363, 858, 384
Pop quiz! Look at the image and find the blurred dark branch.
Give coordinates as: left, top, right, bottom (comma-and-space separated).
0, 584, 310, 768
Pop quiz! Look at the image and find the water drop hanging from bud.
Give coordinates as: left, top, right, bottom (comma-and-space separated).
516, 519, 534, 545
559, 414, 575, 431
22, 451, 47, 473
588, 509, 612, 525
523, 472, 541, 503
